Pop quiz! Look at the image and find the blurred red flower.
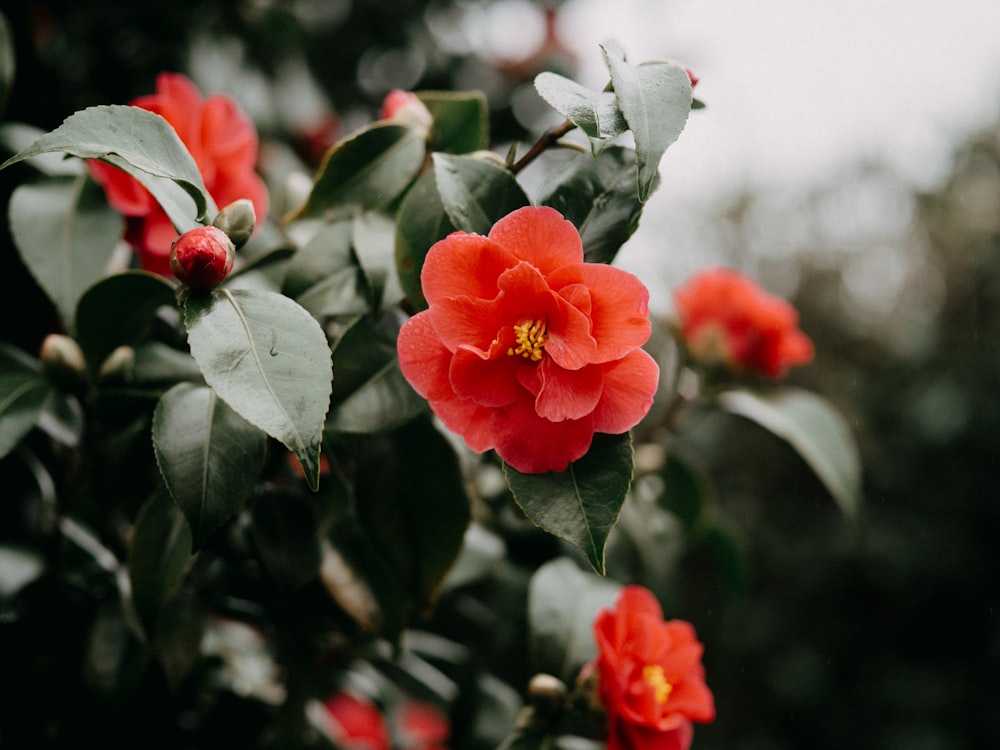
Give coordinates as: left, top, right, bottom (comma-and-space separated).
89, 72, 269, 276
590, 586, 715, 750
322, 692, 449, 750
673, 267, 814, 378
397, 206, 659, 474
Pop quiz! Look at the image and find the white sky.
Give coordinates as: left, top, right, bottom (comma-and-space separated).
559, 0, 1000, 198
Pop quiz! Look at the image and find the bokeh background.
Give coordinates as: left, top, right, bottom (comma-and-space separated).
2, 1, 999, 748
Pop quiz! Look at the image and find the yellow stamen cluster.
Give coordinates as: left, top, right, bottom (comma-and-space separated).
507, 319, 547, 361
642, 664, 673, 705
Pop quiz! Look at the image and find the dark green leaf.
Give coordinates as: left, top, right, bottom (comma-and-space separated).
183, 288, 333, 490
285, 220, 371, 320
535, 146, 650, 265
600, 45, 692, 201
0, 123, 86, 176
527, 557, 620, 682
131, 341, 203, 385
250, 489, 324, 592
717, 387, 863, 520
127, 491, 193, 640
0, 343, 53, 460
75, 271, 177, 376
291, 122, 425, 220
0, 11, 13, 119
351, 417, 471, 616
152, 382, 267, 549
0, 545, 45, 598
432, 152, 530, 235
352, 211, 405, 311
504, 432, 635, 575
8, 175, 123, 331
417, 90, 490, 154
394, 168, 455, 312
325, 314, 426, 434
1, 105, 213, 229
534, 71, 627, 154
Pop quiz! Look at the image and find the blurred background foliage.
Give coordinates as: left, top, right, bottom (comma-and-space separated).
1, 1, 999, 749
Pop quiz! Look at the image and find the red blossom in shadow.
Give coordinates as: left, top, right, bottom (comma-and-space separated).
673, 267, 814, 378
89, 72, 269, 276
588, 586, 715, 750
397, 206, 659, 474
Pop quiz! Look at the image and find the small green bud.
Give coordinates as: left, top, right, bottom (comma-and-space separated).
98, 345, 135, 383
212, 198, 257, 248
39, 334, 87, 392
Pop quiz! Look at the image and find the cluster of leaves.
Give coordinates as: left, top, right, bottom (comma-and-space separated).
0, 28, 861, 750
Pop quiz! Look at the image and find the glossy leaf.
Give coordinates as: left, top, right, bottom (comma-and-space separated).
534, 71, 626, 154
183, 288, 333, 491
504, 432, 635, 575
284, 220, 371, 320
0, 343, 54, 460
432, 152, 530, 235
0, 105, 213, 230
325, 315, 426, 434
250, 489, 323, 592
718, 387, 863, 520
290, 122, 425, 220
0, 123, 86, 176
535, 146, 650, 265
417, 90, 490, 154
8, 174, 123, 331
127, 491, 193, 641
352, 210, 405, 311
75, 271, 177, 376
527, 557, 620, 683
152, 382, 268, 549
394, 168, 455, 311
601, 44, 692, 201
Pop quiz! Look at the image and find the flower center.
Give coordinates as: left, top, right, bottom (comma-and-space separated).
507, 319, 547, 361
642, 664, 673, 705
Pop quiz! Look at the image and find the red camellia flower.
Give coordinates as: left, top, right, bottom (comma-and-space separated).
589, 586, 715, 750
396, 205, 659, 474
673, 267, 814, 378
169, 225, 235, 288
322, 693, 449, 750
89, 72, 269, 276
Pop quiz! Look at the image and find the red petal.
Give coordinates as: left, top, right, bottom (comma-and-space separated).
421, 233, 517, 304
549, 263, 652, 363
487, 206, 582, 276
535, 360, 603, 422
429, 295, 503, 354
591, 349, 659, 434
88, 160, 155, 216
397, 312, 454, 401
201, 94, 258, 165
450, 346, 523, 407
491, 398, 594, 473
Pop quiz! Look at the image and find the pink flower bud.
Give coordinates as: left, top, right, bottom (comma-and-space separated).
169, 226, 236, 288
380, 89, 433, 129
685, 67, 699, 88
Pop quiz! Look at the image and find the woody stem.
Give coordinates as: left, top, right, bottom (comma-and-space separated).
510, 119, 578, 174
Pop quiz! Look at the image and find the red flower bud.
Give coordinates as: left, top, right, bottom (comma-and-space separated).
685, 67, 699, 88
169, 225, 236, 288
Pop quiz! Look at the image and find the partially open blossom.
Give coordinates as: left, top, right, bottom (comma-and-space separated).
89, 72, 269, 276
588, 586, 715, 750
397, 206, 659, 474
673, 267, 814, 378
169, 225, 235, 288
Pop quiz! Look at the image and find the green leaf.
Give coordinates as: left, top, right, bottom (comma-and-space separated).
152, 382, 267, 549
127, 491, 193, 641
291, 122, 425, 220
0, 343, 54, 460
352, 211, 405, 311
417, 90, 490, 154
717, 387, 863, 520
8, 175, 123, 331
0, 11, 13, 119
1, 105, 214, 230
534, 71, 627, 154
504, 432, 635, 575
350, 416, 471, 614
432, 152, 530, 235
535, 146, 651, 265
325, 315, 426, 434
183, 288, 333, 491
0, 123, 86, 176
284, 220, 372, 320
0, 545, 45, 598
394, 168, 455, 312
250, 489, 324, 592
600, 44, 692, 201
527, 557, 620, 683
75, 271, 177, 375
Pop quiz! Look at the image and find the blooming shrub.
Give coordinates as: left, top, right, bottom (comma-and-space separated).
673, 267, 814, 378
88, 72, 269, 275
397, 205, 659, 473
589, 586, 715, 750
